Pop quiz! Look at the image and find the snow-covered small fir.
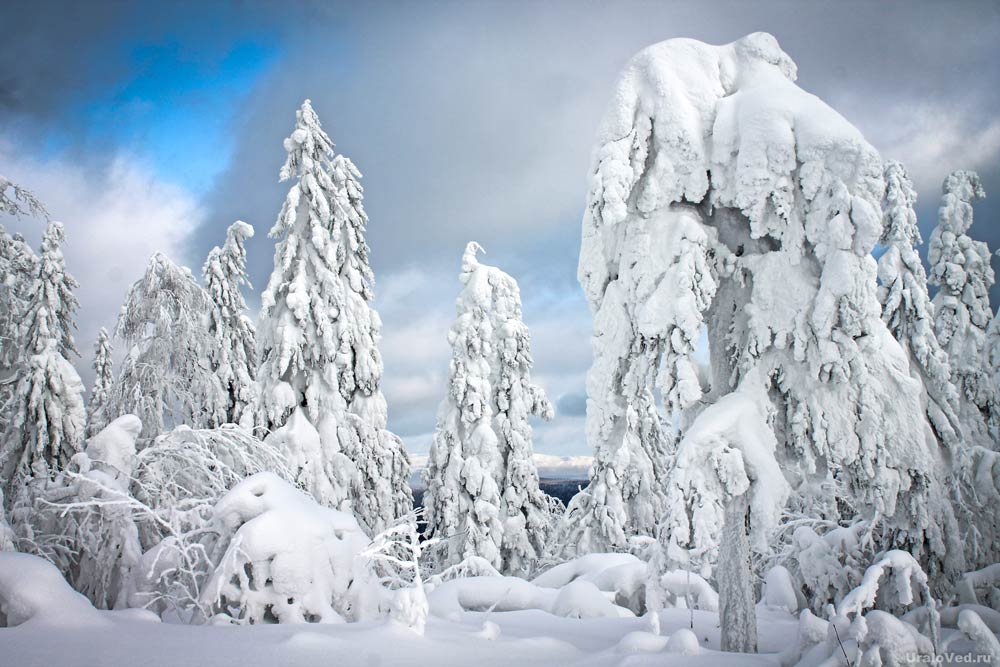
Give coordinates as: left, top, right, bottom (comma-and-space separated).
202, 220, 257, 428
424, 243, 557, 575
929, 170, 996, 442
85, 327, 114, 438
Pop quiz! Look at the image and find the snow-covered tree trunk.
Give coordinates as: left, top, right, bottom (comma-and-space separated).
85, 327, 114, 438
256, 100, 409, 531
203, 220, 257, 428
718, 492, 756, 653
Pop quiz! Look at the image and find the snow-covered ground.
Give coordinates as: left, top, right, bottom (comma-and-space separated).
0, 592, 792, 667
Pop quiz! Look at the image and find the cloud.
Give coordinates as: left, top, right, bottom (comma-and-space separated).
0, 144, 203, 387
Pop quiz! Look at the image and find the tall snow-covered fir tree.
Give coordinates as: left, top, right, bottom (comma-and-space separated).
86, 328, 114, 438
877, 161, 962, 451
569, 33, 962, 581
109, 252, 221, 438
256, 99, 410, 531
928, 171, 996, 443
489, 248, 559, 576
1, 221, 85, 502
423, 243, 556, 574
424, 243, 506, 570
203, 220, 257, 428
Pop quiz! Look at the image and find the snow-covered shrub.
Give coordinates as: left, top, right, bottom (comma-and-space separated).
956, 563, 1000, 609
16, 417, 294, 619
132, 423, 292, 519
953, 609, 1000, 661
774, 520, 872, 614
14, 416, 144, 610
256, 99, 410, 532
794, 550, 939, 667
363, 511, 430, 634
202, 472, 380, 624
128, 424, 295, 618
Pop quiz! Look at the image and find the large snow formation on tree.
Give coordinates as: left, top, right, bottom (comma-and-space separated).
423, 243, 557, 574
571, 33, 958, 575
256, 100, 410, 532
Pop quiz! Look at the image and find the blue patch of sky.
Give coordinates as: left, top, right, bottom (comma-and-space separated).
78, 38, 279, 195
29, 27, 281, 197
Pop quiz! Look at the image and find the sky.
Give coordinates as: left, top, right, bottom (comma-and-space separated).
1, 0, 998, 458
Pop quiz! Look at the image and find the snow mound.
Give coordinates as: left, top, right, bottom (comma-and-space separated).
666, 628, 700, 655
202, 472, 378, 624
616, 630, 669, 653
0, 552, 107, 627
533, 553, 647, 612
427, 575, 634, 621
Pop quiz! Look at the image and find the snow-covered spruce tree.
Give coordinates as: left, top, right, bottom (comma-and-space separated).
0, 232, 37, 433
110, 252, 222, 438
256, 99, 409, 531
928, 171, 995, 442
424, 243, 506, 570
0, 179, 49, 441
203, 220, 257, 428
572, 34, 961, 581
877, 161, 962, 451
423, 243, 556, 575
488, 248, 558, 575
0, 221, 85, 502
85, 327, 114, 438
